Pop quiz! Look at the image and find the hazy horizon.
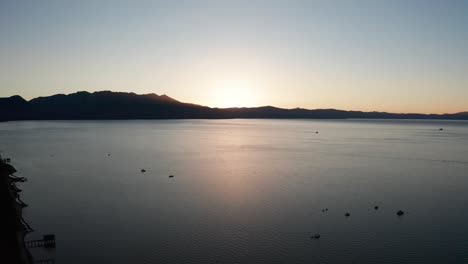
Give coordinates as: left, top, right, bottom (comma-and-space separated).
1, 1, 467, 114
3, 89, 468, 115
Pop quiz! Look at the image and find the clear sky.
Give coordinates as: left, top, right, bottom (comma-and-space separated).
0, 0, 467, 113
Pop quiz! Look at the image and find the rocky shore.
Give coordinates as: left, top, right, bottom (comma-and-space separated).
0, 155, 33, 264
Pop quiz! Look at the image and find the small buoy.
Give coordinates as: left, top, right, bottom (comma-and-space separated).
439, 128, 444, 131
169, 175, 174, 178
141, 169, 146, 173
345, 212, 350, 217
107, 153, 111, 156
315, 131, 319, 134
311, 234, 321, 239
374, 206, 379, 210
396, 210, 404, 216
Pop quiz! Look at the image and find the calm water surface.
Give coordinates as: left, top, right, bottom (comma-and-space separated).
1, 119, 468, 264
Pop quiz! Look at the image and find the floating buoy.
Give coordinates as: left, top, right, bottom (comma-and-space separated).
345, 212, 350, 217
311, 234, 321, 239
374, 206, 379, 210
397, 210, 404, 216
169, 175, 174, 178
141, 169, 146, 173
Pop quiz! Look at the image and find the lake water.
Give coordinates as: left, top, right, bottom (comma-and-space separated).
1, 119, 468, 264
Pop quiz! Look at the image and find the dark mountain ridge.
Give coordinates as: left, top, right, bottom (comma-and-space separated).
1, 91, 467, 121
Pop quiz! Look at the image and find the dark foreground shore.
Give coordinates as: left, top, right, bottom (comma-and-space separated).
0, 156, 32, 264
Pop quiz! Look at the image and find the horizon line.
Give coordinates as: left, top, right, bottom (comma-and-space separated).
2, 90, 467, 116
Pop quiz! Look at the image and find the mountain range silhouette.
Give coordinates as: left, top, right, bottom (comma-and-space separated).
1, 91, 467, 121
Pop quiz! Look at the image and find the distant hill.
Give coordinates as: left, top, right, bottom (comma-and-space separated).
1, 91, 467, 121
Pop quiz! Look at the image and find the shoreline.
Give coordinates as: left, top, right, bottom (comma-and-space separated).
0, 156, 33, 264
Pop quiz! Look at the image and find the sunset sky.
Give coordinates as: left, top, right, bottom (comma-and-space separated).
0, 1, 467, 113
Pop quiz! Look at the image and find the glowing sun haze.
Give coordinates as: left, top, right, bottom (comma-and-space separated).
211, 79, 258, 108
0, 1, 467, 113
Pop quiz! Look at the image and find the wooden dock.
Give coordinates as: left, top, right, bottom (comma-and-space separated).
25, 234, 56, 248
34, 259, 55, 264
